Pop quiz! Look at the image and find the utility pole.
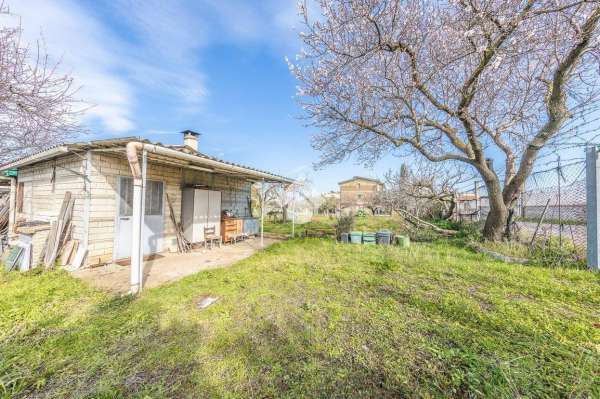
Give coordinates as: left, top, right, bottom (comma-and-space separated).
557, 156, 562, 249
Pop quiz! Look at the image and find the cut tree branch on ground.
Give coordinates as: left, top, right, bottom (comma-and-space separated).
396, 208, 456, 236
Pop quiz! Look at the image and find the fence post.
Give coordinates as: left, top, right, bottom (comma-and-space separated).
586, 145, 600, 271
474, 181, 479, 221
557, 156, 562, 249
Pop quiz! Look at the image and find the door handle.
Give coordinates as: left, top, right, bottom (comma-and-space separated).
120, 217, 130, 220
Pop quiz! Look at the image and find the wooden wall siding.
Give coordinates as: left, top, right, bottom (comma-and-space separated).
16, 154, 87, 242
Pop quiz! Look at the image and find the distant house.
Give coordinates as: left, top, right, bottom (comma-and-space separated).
455, 192, 481, 221
338, 176, 384, 215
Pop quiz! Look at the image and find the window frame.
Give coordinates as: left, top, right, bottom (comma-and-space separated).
119, 177, 164, 217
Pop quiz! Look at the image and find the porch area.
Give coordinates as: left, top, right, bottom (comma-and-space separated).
72, 237, 281, 293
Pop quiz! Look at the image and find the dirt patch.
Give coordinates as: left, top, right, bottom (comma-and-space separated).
72, 237, 282, 293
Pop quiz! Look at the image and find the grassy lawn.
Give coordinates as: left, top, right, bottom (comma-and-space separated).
263, 215, 407, 236
2, 239, 600, 398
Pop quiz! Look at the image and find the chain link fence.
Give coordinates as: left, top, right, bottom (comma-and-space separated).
456, 157, 587, 266
514, 160, 586, 251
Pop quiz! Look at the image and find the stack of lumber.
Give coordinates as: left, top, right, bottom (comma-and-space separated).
41, 191, 75, 268
0, 195, 9, 236
166, 193, 191, 252
59, 239, 79, 266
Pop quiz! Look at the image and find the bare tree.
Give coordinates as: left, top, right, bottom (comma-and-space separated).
0, 3, 82, 164
364, 189, 386, 215
251, 181, 278, 218
290, 0, 600, 240
318, 193, 338, 216
271, 180, 311, 222
385, 161, 468, 219
252, 180, 309, 222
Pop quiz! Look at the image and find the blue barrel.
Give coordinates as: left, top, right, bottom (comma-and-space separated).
340, 233, 349, 243
376, 230, 392, 245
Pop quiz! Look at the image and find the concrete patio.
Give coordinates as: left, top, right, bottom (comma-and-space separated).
72, 237, 281, 293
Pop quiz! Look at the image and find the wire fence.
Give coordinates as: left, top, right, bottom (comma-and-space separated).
457, 157, 587, 265
515, 160, 586, 250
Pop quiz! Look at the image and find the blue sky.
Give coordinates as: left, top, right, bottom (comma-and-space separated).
7, 0, 398, 194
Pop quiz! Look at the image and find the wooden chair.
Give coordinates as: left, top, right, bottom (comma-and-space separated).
204, 226, 222, 249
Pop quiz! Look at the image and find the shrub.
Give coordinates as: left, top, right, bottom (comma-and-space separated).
355, 209, 367, 218
335, 215, 355, 236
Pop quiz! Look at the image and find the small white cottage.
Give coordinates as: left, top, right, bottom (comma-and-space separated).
0, 131, 292, 291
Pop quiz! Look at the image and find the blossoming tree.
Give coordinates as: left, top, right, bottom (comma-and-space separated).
290, 0, 600, 240
0, 4, 81, 164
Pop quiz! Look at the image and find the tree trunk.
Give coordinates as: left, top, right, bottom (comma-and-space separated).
282, 205, 288, 222
441, 199, 456, 220
483, 188, 508, 241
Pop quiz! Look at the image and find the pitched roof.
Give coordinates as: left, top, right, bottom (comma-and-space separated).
338, 176, 383, 185
0, 136, 293, 184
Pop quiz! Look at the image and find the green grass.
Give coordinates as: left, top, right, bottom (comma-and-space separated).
2, 239, 600, 398
476, 236, 587, 270
263, 215, 407, 236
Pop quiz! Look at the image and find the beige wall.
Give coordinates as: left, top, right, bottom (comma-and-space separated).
16, 154, 87, 241
86, 153, 183, 264
16, 152, 253, 266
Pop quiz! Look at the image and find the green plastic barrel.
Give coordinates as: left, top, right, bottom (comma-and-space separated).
362, 232, 376, 245
396, 235, 410, 248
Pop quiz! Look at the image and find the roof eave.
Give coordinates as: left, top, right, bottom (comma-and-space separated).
0, 146, 70, 171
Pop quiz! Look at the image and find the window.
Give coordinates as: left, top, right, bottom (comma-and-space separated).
357, 193, 363, 200
145, 180, 163, 215
119, 177, 133, 216
119, 177, 163, 216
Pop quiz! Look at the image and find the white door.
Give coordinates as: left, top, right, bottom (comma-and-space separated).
115, 177, 164, 260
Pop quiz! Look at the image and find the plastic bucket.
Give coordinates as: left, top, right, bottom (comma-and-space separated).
350, 231, 363, 244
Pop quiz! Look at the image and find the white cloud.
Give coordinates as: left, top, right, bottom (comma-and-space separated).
5, 0, 136, 132
111, 0, 208, 110
2, 0, 305, 134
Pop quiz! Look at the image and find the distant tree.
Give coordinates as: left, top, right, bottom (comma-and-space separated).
0, 3, 82, 164
253, 180, 310, 222
385, 161, 468, 219
291, 0, 600, 241
251, 182, 277, 218
364, 190, 386, 215
318, 194, 338, 216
